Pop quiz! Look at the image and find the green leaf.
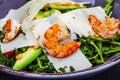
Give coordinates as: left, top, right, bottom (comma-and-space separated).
58, 66, 67, 73
69, 66, 75, 72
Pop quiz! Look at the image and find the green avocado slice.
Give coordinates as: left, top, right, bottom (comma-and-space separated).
13, 47, 42, 70
48, 4, 86, 10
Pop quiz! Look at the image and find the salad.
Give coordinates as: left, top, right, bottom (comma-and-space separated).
0, 0, 119, 73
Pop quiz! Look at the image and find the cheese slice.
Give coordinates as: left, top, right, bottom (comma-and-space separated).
0, 33, 37, 53
47, 49, 92, 72
31, 18, 53, 46
59, 6, 107, 37
22, 0, 72, 23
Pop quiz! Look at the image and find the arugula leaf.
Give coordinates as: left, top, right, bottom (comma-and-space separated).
58, 66, 75, 73
15, 46, 28, 54
104, 0, 115, 16
78, 35, 120, 66
58, 66, 67, 73
0, 31, 3, 41
25, 51, 56, 73
69, 66, 75, 72
106, 0, 114, 3
0, 48, 15, 67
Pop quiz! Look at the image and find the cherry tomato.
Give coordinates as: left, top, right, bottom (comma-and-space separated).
2, 50, 15, 58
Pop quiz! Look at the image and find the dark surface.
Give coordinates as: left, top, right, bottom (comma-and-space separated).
0, 0, 27, 19
0, 0, 120, 80
0, 63, 120, 80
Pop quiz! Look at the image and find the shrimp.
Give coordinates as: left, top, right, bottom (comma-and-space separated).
43, 23, 80, 58
89, 15, 120, 39
2, 19, 21, 42
44, 23, 69, 41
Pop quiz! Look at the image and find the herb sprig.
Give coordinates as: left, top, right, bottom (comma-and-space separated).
104, 0, 114, 17
77, 35, 120, 66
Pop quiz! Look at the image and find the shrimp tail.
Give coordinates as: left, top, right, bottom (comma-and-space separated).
2, 19, 21, 42
89, 15, 120, 39
62, 42, 80, 57
89, 15, 101, 28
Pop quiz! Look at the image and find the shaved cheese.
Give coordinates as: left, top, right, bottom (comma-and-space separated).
47, 49, 92, 72
22, 0, 79, 23
59, 6, 107, 37
0, 21, 38, 53
32, 18, 53, 46
22, 0, 47, 23
0, 0, 37, 53
0, 1, 36, 53
0, 33, 37, 53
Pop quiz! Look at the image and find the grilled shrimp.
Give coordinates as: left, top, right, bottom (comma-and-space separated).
89, 15, 120, 39
2, 19, 21, 42
43, 23, 80, 58
44, 23, 69, 41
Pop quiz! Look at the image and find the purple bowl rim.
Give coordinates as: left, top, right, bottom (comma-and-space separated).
0, 59, 119, 79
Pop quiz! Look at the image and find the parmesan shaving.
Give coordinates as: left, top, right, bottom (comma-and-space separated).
0, 33, 37, 53
59, 6, 107, 37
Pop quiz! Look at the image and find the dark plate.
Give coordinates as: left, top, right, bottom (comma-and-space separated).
0, 0, 120, 80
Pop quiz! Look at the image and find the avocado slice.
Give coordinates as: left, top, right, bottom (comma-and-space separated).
48, 4, 86, 10
35, 10, 51, 19
13, 47, 42, 70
